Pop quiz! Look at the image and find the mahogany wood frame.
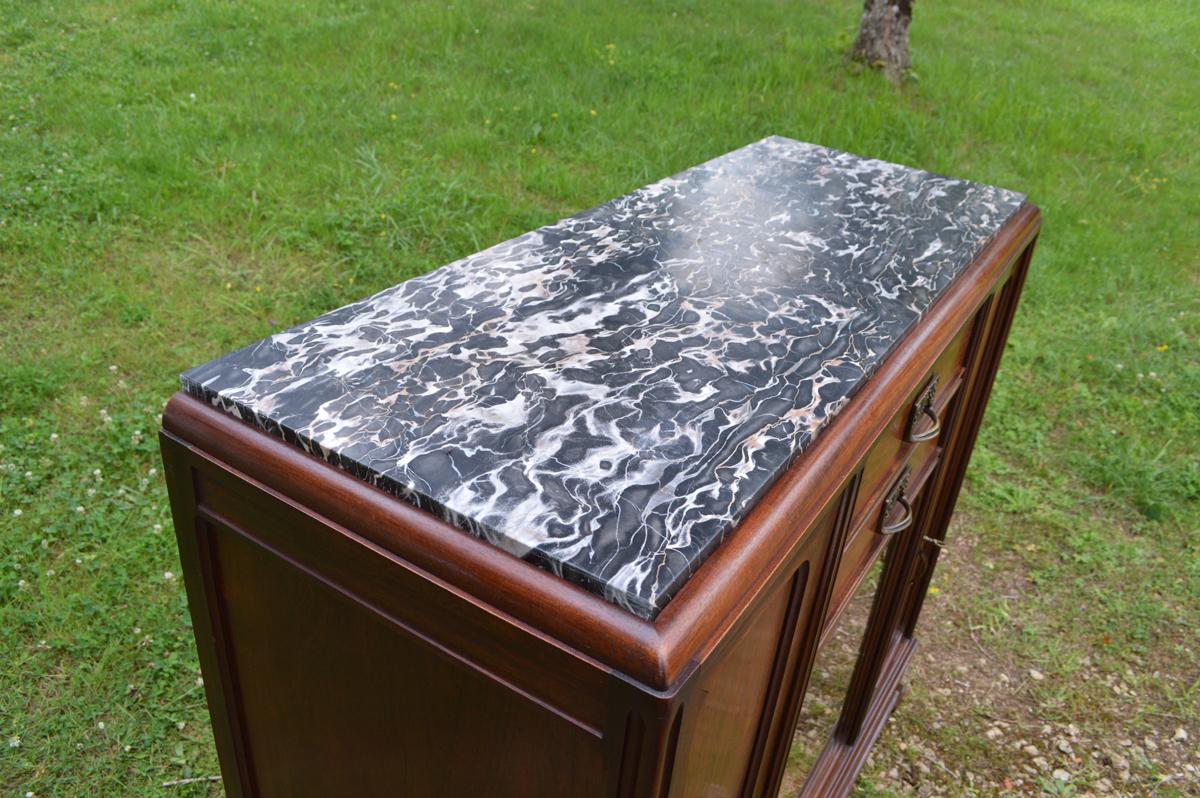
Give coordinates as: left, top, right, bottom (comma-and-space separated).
161, 204, 1040, 797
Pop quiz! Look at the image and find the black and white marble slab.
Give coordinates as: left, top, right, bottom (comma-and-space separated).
182, 136, 1024, 620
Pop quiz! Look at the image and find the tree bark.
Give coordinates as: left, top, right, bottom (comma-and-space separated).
851, 0, 913, 82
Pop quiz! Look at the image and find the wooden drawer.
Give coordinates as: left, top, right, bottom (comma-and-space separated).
853, 321, 970, 526
815, 319, 974, 642
824, 441, 942, 639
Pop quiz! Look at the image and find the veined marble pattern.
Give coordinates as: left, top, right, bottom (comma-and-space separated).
182, 136, 1024, 620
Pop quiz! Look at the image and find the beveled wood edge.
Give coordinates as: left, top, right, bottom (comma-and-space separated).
162, 202, 1041, 692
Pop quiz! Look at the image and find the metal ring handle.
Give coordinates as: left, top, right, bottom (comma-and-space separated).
880, 495, 912, 535
907, 405, 941, 443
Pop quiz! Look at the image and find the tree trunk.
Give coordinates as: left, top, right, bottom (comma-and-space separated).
851, 0, 913, 82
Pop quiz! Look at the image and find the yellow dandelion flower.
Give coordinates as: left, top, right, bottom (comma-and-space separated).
389, 113, 398, 121
348, 277, 354, 285
255, 286, 262, 293
530, 147, 538, 155
224, 282, 232, 290
550, 112, 558, 119
605, 43, 615, 50
927, 586, 941, 596
484, 118, 491, 125
1156, 344, 1169, 352
590, 109, 597, 117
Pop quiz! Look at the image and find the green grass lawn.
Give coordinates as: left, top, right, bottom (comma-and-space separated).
1, 0, 1197, 795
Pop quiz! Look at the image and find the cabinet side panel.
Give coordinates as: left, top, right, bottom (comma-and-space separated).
203, 515, 605, 798
165, 434, 610, 798
161, 436, 253, 798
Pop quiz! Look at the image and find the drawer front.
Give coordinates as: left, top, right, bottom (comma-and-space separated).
824, 433, 942, 638
819, 317, 973, 640
853, 322, 969, 526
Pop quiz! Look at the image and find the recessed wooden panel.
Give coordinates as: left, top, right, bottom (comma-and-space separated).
192, 458, 611, 734
666, 572, 798, 798
204, 518, 605, 798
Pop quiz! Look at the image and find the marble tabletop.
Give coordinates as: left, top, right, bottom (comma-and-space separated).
182, 136, 1024, 620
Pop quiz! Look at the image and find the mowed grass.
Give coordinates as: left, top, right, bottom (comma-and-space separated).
1, 0, 1197, 795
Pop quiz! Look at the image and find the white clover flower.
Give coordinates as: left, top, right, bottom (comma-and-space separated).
49, 433, 59, 443
152, 523, 162, 534
17, 579, 27, 590
12, 508, 22, 517
148, 467, 158, 477
7, 736, 19, 748
108, 364, 118, 373
176, 721, 186, 731
163, 571, 175, 582
97, 721, 105, 731
75, 506, 85, 514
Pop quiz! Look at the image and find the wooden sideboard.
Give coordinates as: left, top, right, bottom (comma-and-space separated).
161, 140, 1039, 797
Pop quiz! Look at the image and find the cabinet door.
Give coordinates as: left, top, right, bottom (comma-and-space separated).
786, 450, 940, 798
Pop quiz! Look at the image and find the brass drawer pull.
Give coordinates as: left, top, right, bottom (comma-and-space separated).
906, 376, 941, 443
880, 466, 913, 535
